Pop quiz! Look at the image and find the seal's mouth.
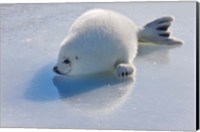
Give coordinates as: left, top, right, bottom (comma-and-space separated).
53, 66, 72, 76
53, 66, 64, 75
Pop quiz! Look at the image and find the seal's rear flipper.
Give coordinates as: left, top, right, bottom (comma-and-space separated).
138, 16, 183, 45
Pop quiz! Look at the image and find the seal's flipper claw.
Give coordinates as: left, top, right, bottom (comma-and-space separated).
115, 63, 135, 79
161, 38, 183, 45
144, 16, 174, 28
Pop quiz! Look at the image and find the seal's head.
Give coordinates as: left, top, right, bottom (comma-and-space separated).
53, 36, 81, 76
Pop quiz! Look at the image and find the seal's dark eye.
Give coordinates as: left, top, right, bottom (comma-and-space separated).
63, 59, 70, 64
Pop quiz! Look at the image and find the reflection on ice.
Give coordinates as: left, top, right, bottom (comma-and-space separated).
137, 43, 181, 64
53, 74, 135, 115
25, 63, 135, 115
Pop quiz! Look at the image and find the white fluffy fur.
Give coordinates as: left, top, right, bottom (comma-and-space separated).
54, 9, 182, 77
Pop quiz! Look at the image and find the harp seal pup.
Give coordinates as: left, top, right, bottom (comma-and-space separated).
53, 9, 182, 78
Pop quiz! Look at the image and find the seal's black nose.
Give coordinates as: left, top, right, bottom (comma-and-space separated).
53, 66, 58, 72
53, 66, 62, 74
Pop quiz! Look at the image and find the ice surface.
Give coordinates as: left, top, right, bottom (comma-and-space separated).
1, 2, 196, 130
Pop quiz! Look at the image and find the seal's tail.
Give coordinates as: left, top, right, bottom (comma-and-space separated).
138, 16, 183, 45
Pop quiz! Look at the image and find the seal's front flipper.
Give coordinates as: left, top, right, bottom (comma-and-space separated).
115, 63, 135, 79
138, 16, 183, 45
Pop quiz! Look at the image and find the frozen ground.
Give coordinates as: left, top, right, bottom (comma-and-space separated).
1, 2, 196, 131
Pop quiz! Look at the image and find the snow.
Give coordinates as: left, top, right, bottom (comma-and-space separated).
1, 1, 196, 130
